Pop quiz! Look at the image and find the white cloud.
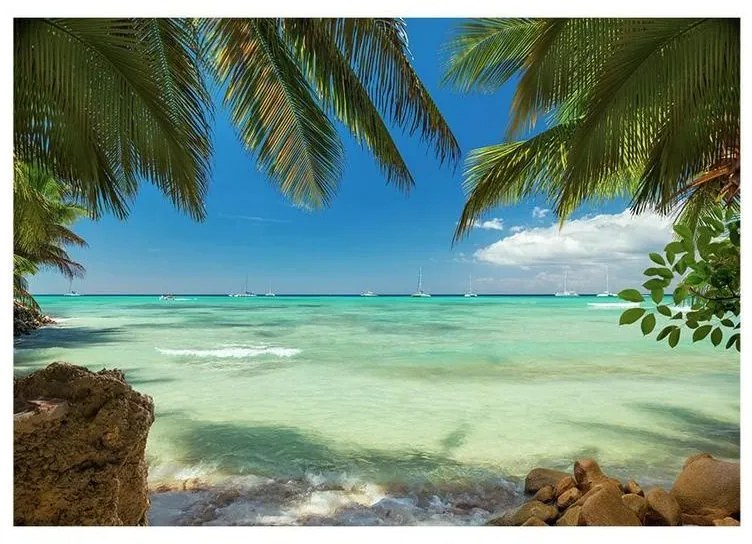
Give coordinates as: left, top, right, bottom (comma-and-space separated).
509, 225, 525, 233
532, 206, 550, 219
219, 213, 290, 224
472, 217, 504, 231
474, 209, 673, 267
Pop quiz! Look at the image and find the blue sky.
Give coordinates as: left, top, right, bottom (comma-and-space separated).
29, 19, 673, 295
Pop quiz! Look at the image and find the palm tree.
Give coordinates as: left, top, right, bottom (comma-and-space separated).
15, 18, 460, 221
443, 19, 739, 240
14, 163, 89, 308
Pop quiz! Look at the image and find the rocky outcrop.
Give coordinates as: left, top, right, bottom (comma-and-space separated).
670, 453, 740, 522
524, 468, 569, 494
14, 363, 155, 525
497, 454, 740, 527
14, 301, 54, 336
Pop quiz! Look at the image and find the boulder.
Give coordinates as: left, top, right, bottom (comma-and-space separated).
524, 468, 570, 494
573, 458, 614, 493
14, 363, 155, 525
712, 517, 740, 526
580, 485, 641, 526
554, 476, 576, 498
670, 454, 739, 520
644, 487, 681, 526
681, 513, 715, 526
487, 500, 559, 526
621, 493, 647, 523
533, 485, 555, 503
556, 487, 581, 511
522, 516, 548, 526
555, 505, 583, 526
624, 480, 643, 496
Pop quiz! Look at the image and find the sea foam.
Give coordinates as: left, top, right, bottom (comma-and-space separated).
156, 345, 301, 358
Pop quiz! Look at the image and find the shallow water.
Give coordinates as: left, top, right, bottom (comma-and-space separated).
14, 295, 739, 525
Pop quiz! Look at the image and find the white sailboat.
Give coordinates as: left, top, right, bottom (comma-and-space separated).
464, 273, 478, 297
264, 281, 276, 297
554, 270, 579, 297
360, 290, 378, 297
63, 279, 80, 296
596, 265, 617, 297
235, 275, 255, 297
411, 267, 431, 297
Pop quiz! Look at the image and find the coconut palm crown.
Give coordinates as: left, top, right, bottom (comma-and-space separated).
443, 18, 739, 240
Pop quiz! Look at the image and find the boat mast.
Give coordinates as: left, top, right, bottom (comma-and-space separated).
418, 267, 423, 293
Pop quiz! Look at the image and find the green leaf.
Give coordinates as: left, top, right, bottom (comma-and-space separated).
651, 288, 663, 304
640, 314, 656, 335
656, 305, 672, 317
643, 278, 669, 291
725, 333, 739, 350
673, 224, 692, 239
665, 241, 684, 255
668, 328, 680, 348
673, 286, 688, 304
619, 307, 646, 325
674, 259, 688, 275
720, 319, 734, 327
692, 325, 712, 342
649, 252, 666, 266
683, 274, 704, 286
656, 326, 675, 342
710, 327, 722, 347
644, 267, 673, 280
686, 320, 699, 329
618, 289, 644, 303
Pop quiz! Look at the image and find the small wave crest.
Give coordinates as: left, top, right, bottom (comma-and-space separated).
156, 345, 301, 358
587, 302, 642, 309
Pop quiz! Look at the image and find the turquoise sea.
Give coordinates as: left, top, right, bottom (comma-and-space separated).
14, 295, 739, 525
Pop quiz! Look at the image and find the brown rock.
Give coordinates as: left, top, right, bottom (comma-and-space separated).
533, 485, 555, 503
524, 468, 570, 494
574, 481, 622, 508
580, 485, 641, 526
644, 487, 681, 526
712, 517, 740, 526
487, 500, 560, 526
522, 516, 548, 526
555, 505, 583, 526
14, 363, 155, 525
621, 493, 647, 522
556, 487, 581, 510
624, 480, 643, 496
554, 476, 576, 498
670, 454, 739, 521
681, 513, 715, 526
573, 458, 611, 493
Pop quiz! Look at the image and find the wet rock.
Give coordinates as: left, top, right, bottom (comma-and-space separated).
556, 487, 581, 510
14, 363, 155, 525
524, 468, 570, 494
712, 517, 740, 526
624, 480, 643, 496
621, 493, 647, 523
13, 301, 55, 336
533, 485, 555, 503
644, 487, 681, 526
487, 500, 559, 526
554, 476, 576, 498
555, 505, 582, 526
580, 485, 641, 526
522, 516, 548, 526
670, 454, 739, 521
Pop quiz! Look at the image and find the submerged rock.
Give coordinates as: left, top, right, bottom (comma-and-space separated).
14, 363, 155, 525
524, 468, 570, 494
670, 454, 739, 521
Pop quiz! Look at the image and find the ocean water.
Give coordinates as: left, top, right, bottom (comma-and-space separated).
14, 295, 739, 525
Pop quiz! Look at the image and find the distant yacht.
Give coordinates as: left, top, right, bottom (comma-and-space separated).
230, 275, 256, 297
464, 273, 478, 297
596, 265, 617, 297
411, 268, 431, 297
63, 279, 80, 296
360, 290, 378, 297
554, 270, 579, 297
159, 294, 175, 301
264, 282, 276, 297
